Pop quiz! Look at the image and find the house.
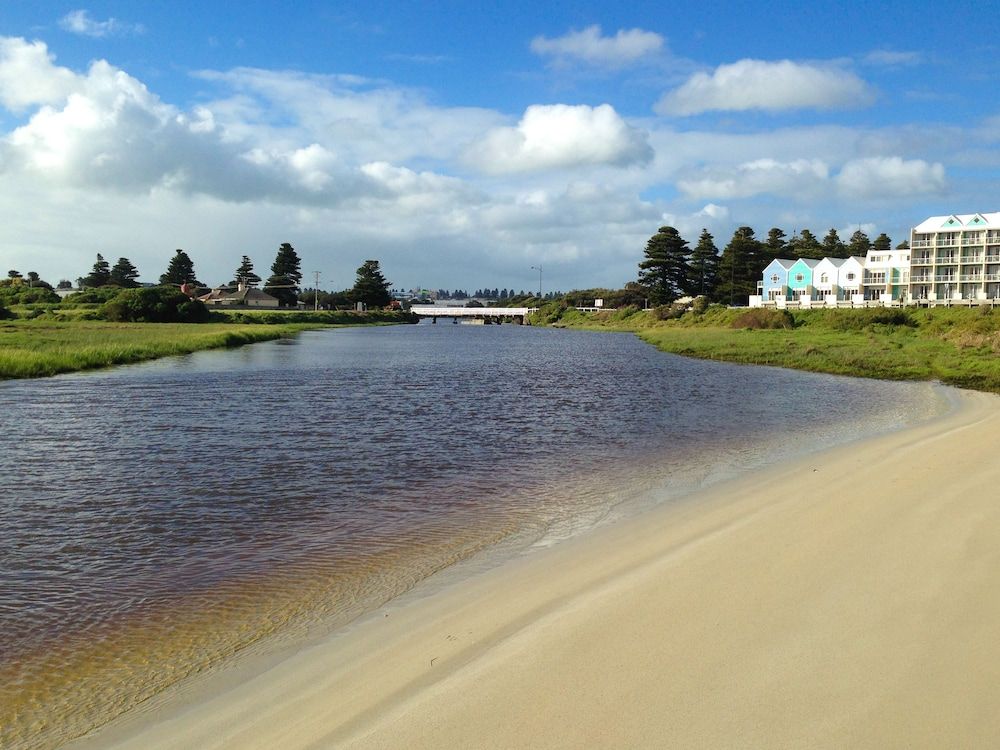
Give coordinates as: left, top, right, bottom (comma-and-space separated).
812, 257, 847, 304
863, 246, 910, 302
198, 282, 280, 308
786, 258, 819, 304
757, 259, 796, 302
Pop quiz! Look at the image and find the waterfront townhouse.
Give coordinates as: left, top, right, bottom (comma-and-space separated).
910, 213, 1000, 301
758, 258, 796, 302
863, 246, 910, 302
786, 258, 819, 304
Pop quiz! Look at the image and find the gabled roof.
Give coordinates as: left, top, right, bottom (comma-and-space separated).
815, 257, 848, 268
763, 258, 797, 270
913, 212, 1000, 233
789, 257, 820, 268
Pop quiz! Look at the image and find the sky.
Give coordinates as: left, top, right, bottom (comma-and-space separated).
1, 1, 998, 292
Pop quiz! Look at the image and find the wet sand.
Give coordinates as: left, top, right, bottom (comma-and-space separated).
80, 388, 1000, 749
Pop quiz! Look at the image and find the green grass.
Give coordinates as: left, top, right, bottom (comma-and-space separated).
0, 320, 316, 379
540, 304, 1000, 393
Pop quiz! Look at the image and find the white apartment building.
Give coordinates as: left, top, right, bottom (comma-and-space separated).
863, 246, 910, 302
910, 213, 1000, 301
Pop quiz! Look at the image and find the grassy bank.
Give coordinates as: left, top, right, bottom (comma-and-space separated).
0, 320, 316, 379
535, 303, 1000, 393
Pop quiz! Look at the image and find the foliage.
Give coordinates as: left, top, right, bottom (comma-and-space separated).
264, 243, 302, 307
848, 230, 872, 257
83, 253, 112, 287
215, 308, 417, 325
351, 259, 392, 308
0, 302, 12, 320
0, 283, 60, 305
102, 286, 210, 323
109, 257, 141, 288
654, 303, 687, 321
689, 230, 720, 299
872, 233, 892, 254
787, 229, 824, 260
160, 249, 202, 288
763, 228, 787, 262
730, 309, 795, 329
715, 226, 764, 305
234, 255, 262, 287
638, 226, 690, 305
812, 308, 916, 331
62, 286, 126, 305
822, 228, 848, 258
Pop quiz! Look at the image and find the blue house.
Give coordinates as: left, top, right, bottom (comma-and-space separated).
759, 258, 796, 301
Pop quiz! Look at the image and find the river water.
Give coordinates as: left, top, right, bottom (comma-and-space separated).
0, 322, 947, 748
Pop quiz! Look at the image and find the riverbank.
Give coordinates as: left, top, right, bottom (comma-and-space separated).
0, 312, 415, 379
76, 386, 1000, 749
539, 304, 1000, 393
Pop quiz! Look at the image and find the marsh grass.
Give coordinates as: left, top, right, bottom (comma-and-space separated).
0, 320, 314, 379
548, 305, 1000, 393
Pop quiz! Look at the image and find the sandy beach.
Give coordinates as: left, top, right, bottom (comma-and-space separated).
78, 387, 1000, 749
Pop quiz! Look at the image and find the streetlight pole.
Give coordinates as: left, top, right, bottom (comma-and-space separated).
530, 265, 542, 299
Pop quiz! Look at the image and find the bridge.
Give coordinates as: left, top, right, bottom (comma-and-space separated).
411, 306, 538, 324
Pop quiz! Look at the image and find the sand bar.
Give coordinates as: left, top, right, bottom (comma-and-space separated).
79, 388, 1000, 749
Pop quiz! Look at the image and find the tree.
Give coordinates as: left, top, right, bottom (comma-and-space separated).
822, 228, 848, 258
109, 257, 140, 288
264, 243, 302, 307
788, 229, 823, 259
763, 228, 787, 262
689, 228, 720, 298
84, 253, 112, 287
160, 249, 202, 288
233, 255, 261, 287
872, 232, 892, 254
896, 240, 910, 250
848, 230, 872, 257
26, 271, 39, 286
715, 226, 763, 305
637, 226, 691, 305
351, 259, 392, 308
57, 280, 73, 290
7, 269, 21, 279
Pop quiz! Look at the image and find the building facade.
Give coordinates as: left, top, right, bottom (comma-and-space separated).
909, 213, 1000, 302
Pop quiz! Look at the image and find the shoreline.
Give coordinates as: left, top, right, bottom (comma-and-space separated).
71, 385, 1000, 749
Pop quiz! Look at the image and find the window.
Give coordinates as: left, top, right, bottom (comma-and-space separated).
795, 273, 804, 282
820, 273, 828, 283
846, 272, 856, 281
770, 274, 779, 283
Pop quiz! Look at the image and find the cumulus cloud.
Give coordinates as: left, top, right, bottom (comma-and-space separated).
835, 156, 946, 198
0, 37, 79, 111
530, 25, 664, 67
465, 103, 652, 174
678, 158, 830, 199
656, 59, 874, 116
59, 10, 145, 38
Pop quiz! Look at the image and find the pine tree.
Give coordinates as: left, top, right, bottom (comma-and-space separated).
351, 259, 392, 308
822, 229, 848, 258
763, 228, 787, 263
84, 253, 112, 287
788, 229, 824, 260
109, 257, 140, 287
715, 226, 763, 305
264, 243, 302, 306
233, 256, 261, 287
689, 228, 720, 298
638, 226, 691, 305
872, 233, 892, 254
848, 230, 872, 257
159, 249, 201, 287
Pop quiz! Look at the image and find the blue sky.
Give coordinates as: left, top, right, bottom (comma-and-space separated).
1, 2, 998, 291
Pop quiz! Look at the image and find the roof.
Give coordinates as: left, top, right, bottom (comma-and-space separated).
764, 258, 797, 270
815, 257, 848, 267
913, 212, 1000, 233
789, 258, 820, 268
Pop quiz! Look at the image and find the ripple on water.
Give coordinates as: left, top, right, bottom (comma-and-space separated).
0, 325, 948, 749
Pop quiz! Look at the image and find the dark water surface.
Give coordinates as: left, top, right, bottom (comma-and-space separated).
0, 323, 946, 748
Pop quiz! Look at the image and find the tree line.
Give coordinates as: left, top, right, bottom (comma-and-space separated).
637, 225, 903, 306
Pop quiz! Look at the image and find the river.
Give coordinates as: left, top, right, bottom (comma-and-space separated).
0, 322, 947, 748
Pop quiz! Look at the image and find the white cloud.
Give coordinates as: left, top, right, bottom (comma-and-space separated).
863, 50, 921, 67
678, 158, 830, 199
836, 157, 946, 198
656, 59, 874, 116
530, 25, 664, 67
465, 103, 652, 174
0, 37, 79, 111
59, 10, 145, 38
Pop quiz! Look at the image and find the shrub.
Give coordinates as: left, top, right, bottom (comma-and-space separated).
101, 287, 210, 323
730, 309, 795, 330
653, 303, 686, 321
0, 285, 60, 305
62, 287, 124, 305
0, 302, 13, 320
690, 295, 710, 315
826, 308, 915, 331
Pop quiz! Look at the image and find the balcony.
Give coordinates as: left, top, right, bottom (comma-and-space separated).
986, 256, 1000, 263
961, 256, 984, 264
962, 236, 985, 246
960, 274, 983, 282
936, 255, 957, 264
913, 254, 934, 264
911, 275, 933, 283
935, 275, 957, 282
911, 239, 933, 248
937, 238, 959, 247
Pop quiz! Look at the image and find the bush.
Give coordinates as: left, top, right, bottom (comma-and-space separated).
0, 302, 13, 320
0, 284, 60, 305
101, 287, 210, 323
730, 309, 795, 330
690, 296, 710, 315
62, 287, 124, 305
826, 308, 915, 331
653, 303, 686, 321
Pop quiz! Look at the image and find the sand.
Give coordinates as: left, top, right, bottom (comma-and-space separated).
80, 388, 1000, 749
